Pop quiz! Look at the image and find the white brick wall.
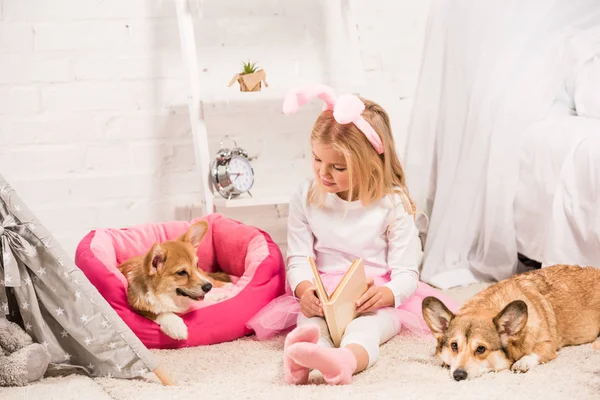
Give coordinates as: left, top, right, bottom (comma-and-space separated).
0, 0, 431, 258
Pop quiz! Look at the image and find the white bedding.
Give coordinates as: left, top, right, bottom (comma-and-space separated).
403, 1, 600, 289
515, 115, 600, 267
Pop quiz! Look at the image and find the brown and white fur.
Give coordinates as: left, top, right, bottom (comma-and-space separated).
422, 264, 600, 381
118, 221, 231, 340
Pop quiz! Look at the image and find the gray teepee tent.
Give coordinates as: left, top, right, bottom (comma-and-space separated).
0, 173, 174, 384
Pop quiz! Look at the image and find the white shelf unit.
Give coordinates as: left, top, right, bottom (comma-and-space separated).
174, 0, 364, 215
213, 187, 293, 209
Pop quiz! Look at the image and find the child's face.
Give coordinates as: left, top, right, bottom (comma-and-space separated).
311, 141, 350, 195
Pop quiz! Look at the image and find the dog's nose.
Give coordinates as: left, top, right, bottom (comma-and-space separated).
201, 282, 212, 293
453, 369, 467, 381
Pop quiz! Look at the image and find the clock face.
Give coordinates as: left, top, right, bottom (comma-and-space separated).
228, 155, 254, 192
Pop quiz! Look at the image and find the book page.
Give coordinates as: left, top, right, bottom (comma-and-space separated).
308, 257, 329, 303
330, 259, 366, 303
328, 259, 369, 347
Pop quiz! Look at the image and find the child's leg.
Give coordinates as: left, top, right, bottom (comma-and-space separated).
340, 308, 401, 372
286, 308, 400, 385
296, 313, 335, 348
284, 314, 333, 384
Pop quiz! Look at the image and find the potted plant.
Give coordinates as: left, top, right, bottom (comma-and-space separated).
227, 61, 269, 92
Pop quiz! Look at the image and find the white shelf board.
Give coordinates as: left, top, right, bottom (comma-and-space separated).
212, 186, 293, 208
201, 86, 288, 105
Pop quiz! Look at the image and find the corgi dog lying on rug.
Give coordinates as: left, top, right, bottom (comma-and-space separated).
118, 221, 231, 340
422, 264, 600, 381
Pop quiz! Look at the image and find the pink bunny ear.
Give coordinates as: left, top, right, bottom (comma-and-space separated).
282, 84, 337, 115
282, 83, 385, 154
333, 94, 384, 154
332, 94, 365, 124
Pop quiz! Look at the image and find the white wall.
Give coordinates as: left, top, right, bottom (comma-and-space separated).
0, 0, 431, 257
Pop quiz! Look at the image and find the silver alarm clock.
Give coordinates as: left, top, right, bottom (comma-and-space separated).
211, 138, 255, 200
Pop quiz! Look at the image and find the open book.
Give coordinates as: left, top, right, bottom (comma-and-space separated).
308, 257, 369, 347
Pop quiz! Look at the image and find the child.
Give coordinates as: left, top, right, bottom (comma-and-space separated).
246, 84, 459, 385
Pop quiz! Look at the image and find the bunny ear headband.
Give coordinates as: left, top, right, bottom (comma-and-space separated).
282, 84, 384, 154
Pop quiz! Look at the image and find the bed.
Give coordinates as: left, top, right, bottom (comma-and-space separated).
514, 21, 600, 267
515, 114, 600, 268
75, 213, 286, 349
402, 4, 600, 288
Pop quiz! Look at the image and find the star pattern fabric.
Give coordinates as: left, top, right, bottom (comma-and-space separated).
0, 173, 157, 379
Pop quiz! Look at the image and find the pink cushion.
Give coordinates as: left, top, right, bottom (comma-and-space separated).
75, 213, 285, 349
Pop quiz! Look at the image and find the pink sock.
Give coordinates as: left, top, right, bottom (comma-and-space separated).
283, 325, 320, 384
287, 342, 357, 385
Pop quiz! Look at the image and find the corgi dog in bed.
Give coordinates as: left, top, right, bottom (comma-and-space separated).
118, 221, 231, 340
422, 264, 600, 381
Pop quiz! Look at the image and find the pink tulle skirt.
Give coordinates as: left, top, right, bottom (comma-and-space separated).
246, 270, 461, 340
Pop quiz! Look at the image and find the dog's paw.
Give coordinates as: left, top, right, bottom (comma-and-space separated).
511, 354, 539, 373
205, 291, 228, 302
157, 313, 188, 340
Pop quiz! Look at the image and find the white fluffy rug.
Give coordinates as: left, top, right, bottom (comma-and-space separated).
2, 283, 600, 400
94, 333, 600, 400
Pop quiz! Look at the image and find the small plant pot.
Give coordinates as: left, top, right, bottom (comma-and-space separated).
238, 76, 262, 92
228, 69, 268, 92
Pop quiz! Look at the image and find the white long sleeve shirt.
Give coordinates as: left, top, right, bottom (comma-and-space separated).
286, 179, 422, 308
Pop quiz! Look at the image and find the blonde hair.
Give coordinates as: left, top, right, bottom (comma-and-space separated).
307, 97, 416, 214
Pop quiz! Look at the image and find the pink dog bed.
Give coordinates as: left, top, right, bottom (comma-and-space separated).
74, 213, 286, 349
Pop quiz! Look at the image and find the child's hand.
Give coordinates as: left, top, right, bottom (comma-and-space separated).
355, 279, 395, 314
300, 286, 324, 318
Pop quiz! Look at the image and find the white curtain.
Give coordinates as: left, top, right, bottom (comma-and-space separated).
404, 0, 600, 289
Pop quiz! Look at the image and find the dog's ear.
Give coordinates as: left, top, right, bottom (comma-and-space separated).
147, 243, 166, 276
422, 296, 454, 340
179, 221, 209, 250
493, 300, 528, 342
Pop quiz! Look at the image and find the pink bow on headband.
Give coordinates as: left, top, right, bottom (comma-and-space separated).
282, 84, 384, 154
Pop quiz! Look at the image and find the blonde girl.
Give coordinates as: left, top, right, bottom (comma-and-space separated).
247, 84, 458, 385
